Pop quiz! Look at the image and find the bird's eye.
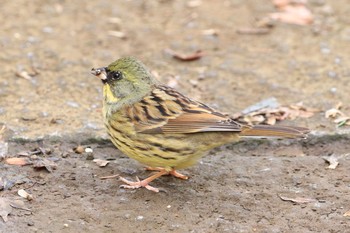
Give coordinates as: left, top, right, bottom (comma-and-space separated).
108, 71, 123, 81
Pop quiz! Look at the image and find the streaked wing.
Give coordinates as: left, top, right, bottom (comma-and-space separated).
124, 85, 244, 134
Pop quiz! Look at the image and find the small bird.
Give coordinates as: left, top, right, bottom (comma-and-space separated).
91, 57, 309, 192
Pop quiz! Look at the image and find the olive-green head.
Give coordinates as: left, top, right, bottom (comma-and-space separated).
91, 57, 158, 104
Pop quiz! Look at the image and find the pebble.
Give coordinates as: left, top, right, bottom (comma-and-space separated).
65, 101, 80, 108
136, 216, 144, 220
327, 71, 337, 78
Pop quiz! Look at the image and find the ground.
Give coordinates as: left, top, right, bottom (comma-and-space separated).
1, 0, 350, 232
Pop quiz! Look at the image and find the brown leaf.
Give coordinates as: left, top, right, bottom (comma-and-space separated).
279, 194, 317, 204
0, 197, 12, 222
270, 1, 313, 25
165, 49, 204, 62
93, 159, 110, 167
325, 108, 343, 118
344, 210, 350, 217
33, 158, 57, 172
323, 154, 339, 169
5, 157, 32, 166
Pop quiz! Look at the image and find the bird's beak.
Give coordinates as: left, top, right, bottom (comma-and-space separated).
91, 67, 107, 82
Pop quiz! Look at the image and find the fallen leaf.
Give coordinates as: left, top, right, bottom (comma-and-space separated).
9, 199, 31, 212
108, 30, 127, 39
325, 108, 343, 118
202, 29, 218, 36
5, 157, 32, 166
100, 174, 120, 179
18, 189, 33, 201
187, 0, 202, 8
344, 210, 350, 217
165, 49, 204, 62
334, 117, 350, 127
0, 197, 12, 222
93, 159, 110, 167
33, 158, 57, 172
278, 194, 317, 204
323, 154, 339, 169
15, 70, 34, 81
270, 0, 313, 25
235, 101, 316, 125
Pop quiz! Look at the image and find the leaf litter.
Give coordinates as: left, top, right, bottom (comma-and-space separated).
5, 147, 58, 172
325, 102, 350, 127
269, 0, 313, 25
323, 153, 349, 170
233, 98, 317, 125
278, 194, 317, 204
165, 49, 204, 62
0, 197, 30, 222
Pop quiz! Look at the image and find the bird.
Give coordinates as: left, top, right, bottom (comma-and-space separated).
91, 57, 309, 192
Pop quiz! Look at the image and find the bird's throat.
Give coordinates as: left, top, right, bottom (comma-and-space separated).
103, 84, 120, 104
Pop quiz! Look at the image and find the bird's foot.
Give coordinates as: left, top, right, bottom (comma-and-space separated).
119, 176, 160, 192
145, 167, 189, 180
119, 169, 169, 193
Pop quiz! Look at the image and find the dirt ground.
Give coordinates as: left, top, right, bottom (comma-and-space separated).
1, 0, 350, 232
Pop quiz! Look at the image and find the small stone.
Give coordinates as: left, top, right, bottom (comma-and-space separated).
61, 153, 69, 158
85, 148, 93, 153
73, 146, 84, 154
136, 216, 144, 220
27, 221, 34, 226
327, 71, 337, 78
330, 87, 337, 94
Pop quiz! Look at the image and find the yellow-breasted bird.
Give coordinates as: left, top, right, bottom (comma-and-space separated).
91, 57, 309, 192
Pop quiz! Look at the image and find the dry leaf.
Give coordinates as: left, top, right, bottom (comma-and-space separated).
270, 1, 313, 25
108, 30, 126, 39
18, 189, 33, 201
235, 101, 316, 125
325, 108, 343, 118
165, 49, 204, 62
323, 154, 339, 169
344, 210, 350, 217
187, 0, 202, 8
93, 159, 110, 167
9, 199, 31, 212
334, 116, 350, 126
0, 197, 12, 222
33, 158, 57, 172
279, 194, 316, 204
202, 29, 218, 36
5, 157, 31, 166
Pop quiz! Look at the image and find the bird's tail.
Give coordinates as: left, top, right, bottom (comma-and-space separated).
239, 125, 310, 139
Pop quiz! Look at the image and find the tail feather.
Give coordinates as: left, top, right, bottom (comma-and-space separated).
239, 125, 310, 139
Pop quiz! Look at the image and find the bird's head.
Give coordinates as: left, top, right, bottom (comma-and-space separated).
91, 57, 157, 105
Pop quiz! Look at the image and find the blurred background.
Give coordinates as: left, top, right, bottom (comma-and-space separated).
1, 0, 350, 139
1, 1, 350, 232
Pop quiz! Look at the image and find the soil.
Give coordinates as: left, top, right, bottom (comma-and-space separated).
1, 0, 350, 232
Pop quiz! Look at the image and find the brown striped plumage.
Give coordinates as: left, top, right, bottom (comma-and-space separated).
91, 57, 310, 192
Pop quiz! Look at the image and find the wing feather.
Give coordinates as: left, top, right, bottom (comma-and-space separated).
124, 85, 244, 134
